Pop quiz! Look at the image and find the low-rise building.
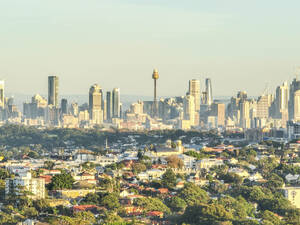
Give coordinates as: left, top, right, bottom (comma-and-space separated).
5, 171, 45, 199
196, 158, 224, 170
283, 186, 300, 208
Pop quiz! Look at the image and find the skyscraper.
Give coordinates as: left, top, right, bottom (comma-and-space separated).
294, 90, 300, 121
48, 76, 59, 107
188, 79, 200, 111
0, 80, 4, 108
275, 82, 289, 118
240, 100, 250, 128
112, 88, 121, 118
89, 84, 103, 124
61, 99, 68, 115
106, 91, 112, 121
211, 102, 225, 127
152, 69, 159, 118
70, 103, 78, 117
183, 94, 195, 126
205, 78, 213, 105
289, 78, 300, 120
256, 94, 272, 118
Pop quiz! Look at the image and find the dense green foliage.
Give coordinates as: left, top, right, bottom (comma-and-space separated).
48, 172, 75, 190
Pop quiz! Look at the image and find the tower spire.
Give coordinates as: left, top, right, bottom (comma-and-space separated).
152, 69, 159, 118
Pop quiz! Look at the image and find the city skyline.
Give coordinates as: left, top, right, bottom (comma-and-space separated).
2, 1, 300, 97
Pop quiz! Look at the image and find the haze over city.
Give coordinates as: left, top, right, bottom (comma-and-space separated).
2, 0, 300, 96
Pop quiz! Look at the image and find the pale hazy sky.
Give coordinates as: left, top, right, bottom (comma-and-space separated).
1, 0, 300, 97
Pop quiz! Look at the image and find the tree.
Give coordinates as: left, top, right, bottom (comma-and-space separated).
80, 162, 95, 171
218, 196, 254, 220
261, 210, 281, 225
102, 211, 124, 224
48, 172, 75, 190
33, 199, 50, 213
167, 196, 186, 212
248, 186, 265, 202
181, 203, 233, 225
265, 173, 284, 191
0, 168, 10, 180
166, 155, 184, 168
44, 160, 55, 170
100, 193, 120, 210
219, 172, 243, 185
74, 211, 96, 225
22, 206, 38, 218
285, 209, 300, 225
132, 162, 146, 174
27, 151, 39, 159
80, 193, 100, 205
179, 183, 209, 206
49, 212, 96, 225
161, 168, 177, 189
135, 197, 170, 214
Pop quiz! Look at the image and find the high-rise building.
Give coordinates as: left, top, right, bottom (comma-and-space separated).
103, 99, 107, 121
45, 105, 60, 126
275, 81, 289, 118
48, 76, 59, 107
294, 90, 300, 121
0, 80, 4, 108
112, 88, 121, 118
89, 84, 103, 124
70, 103, 78, 117
61, 98, 68, 115
130, 101, 144, 114
188, 79, 201, 111
240, 100, 250, 128
106, 91, 112, 121
256, 94, 272, 118
211, 102, 225, 127
289, 78, 300, 120
183, 94, 195, 126
152, 69, 159, 118
205, 78, 213, 105
237, 91, 247, 100
32, 94, 47, 108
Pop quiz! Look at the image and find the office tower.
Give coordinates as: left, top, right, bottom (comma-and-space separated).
112, 88, 121, 118
70, 103, 78, 117
240, 100, 250, 128
183, 95, 195, 126
31, 94, 47, 118
23, 102, 38, 119
45, 105, 60, 126
275, 82, 289, 118
130, 101, 144, 114
103, 99, 107, 121
211, 102, 225, 126
237, 91, 247, 100
106, 91, 112, 121
48, 76, 59, 107
294, 90, 300, 121
289, 78, 300, 120
152, 69, 159, 118
188, 79, 201, 111
32, 94, 47, 108
0, 80, 4, 108
61, 99, 68, 115
205, 78, 213, 105
89, 84, 103, 124
256, 94, 272, 118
